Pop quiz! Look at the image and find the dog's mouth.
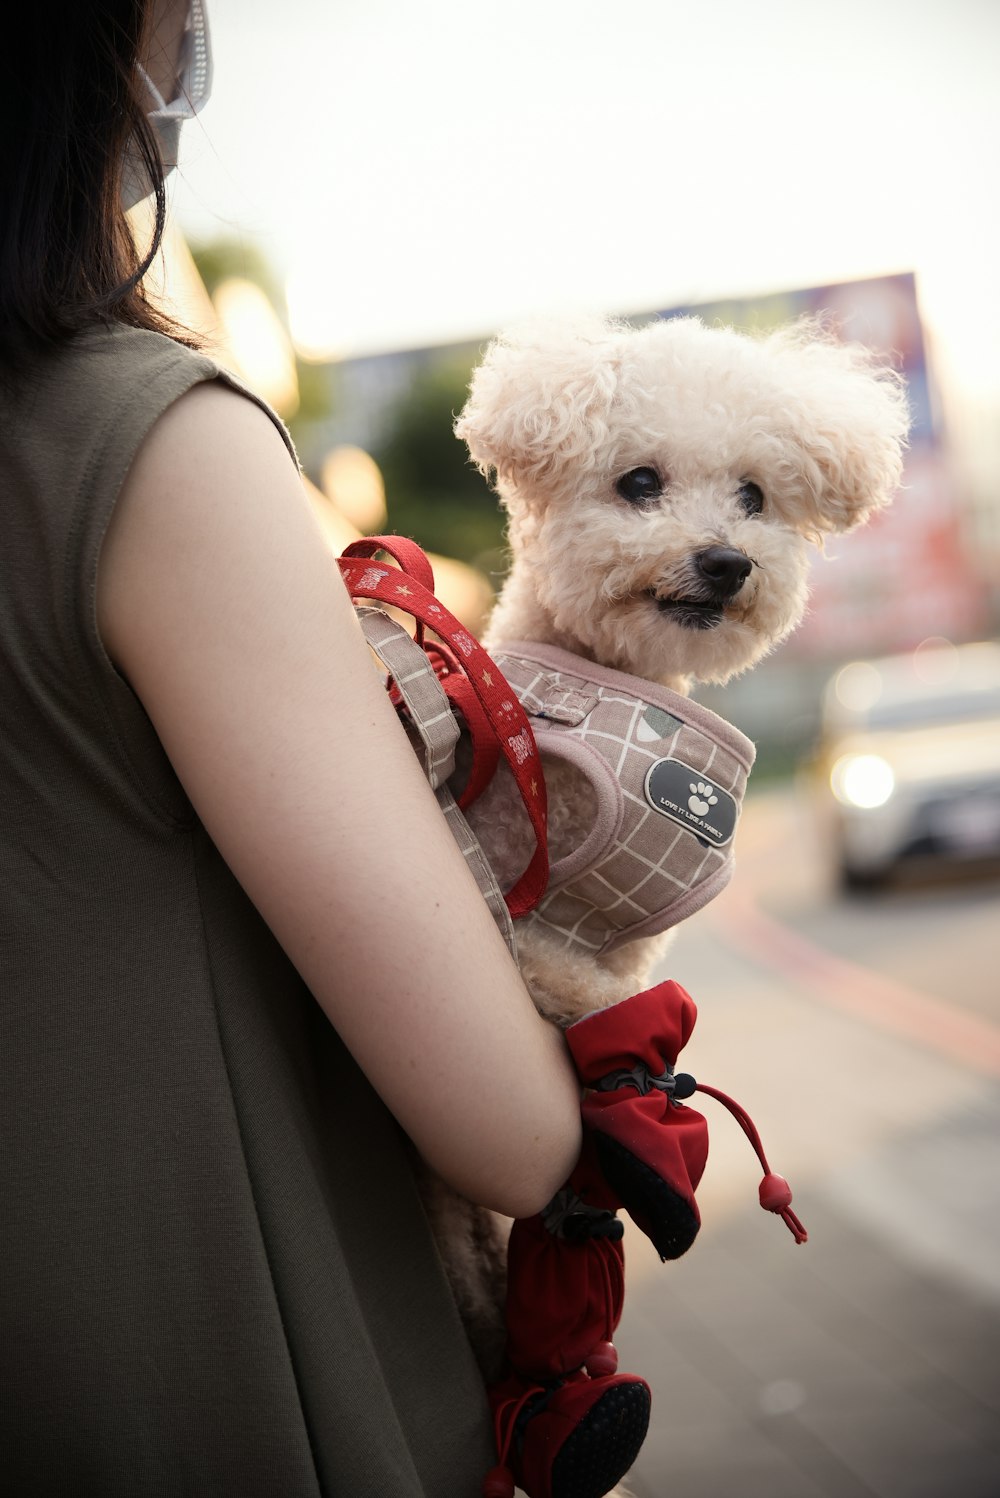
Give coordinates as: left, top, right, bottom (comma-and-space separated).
647, 592, 726, 631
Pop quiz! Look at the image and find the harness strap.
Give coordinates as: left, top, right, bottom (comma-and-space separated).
440, 672, 502, 811
340, 538, 549, 918
354, 607, 459, 788
388, 639, 500, 808
355, 606, 517, 958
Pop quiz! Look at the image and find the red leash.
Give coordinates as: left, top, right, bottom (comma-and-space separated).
339, 536, 549, 919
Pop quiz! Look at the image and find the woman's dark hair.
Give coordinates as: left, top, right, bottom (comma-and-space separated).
0, 0, 196, 358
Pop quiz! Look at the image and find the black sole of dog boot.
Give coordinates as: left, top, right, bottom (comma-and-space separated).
549, 1379, 651, 1498
594, 1133, 700, 1261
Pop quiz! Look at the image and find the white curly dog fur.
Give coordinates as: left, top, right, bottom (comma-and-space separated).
454, 313, 908, 1024
425, 313, 908, 1415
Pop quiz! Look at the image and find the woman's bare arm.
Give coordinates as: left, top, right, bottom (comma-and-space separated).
98, 381, 581, 1219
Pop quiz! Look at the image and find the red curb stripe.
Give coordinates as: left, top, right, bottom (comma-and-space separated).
720, 886, 1000, 1079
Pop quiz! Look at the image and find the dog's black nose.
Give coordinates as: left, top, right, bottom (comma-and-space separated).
695, 546, 752, 599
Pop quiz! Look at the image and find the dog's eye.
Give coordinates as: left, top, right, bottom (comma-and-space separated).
738, 480, 765, 516
616, 467, 662, 505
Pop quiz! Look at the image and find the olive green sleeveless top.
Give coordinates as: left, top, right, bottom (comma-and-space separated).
0, 324, 492, 1496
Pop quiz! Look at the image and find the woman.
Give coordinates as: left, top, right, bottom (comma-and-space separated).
0, 3, 581, 1492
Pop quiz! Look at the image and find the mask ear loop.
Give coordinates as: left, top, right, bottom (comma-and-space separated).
136, 63, 172, 117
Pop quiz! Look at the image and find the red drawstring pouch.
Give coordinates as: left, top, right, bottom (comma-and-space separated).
503, 1135, 625, 1381
567, 980, 807, 1256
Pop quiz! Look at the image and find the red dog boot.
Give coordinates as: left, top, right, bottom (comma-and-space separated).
567, 980, 809, 1256
484, 1369, 651, 1498
565, 980, 710, 1261
503, 1133, 626, 1381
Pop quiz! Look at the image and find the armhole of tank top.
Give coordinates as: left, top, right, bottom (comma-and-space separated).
68, 352, 300, 830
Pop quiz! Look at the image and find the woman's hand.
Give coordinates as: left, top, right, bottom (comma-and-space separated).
98, 381, 581, 1218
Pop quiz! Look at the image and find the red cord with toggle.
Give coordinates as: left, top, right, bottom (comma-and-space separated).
691, 1080, 808, 1244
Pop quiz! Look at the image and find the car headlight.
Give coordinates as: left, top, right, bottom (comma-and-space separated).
830, 754, 896, 809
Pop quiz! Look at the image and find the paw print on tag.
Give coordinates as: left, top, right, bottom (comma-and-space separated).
688, 781, 718, 816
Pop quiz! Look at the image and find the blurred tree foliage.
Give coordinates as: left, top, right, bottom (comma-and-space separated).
187, 238, 506, 569
190, 237, 287, 307
371, 352, 507, 572
188, 237, 335, 436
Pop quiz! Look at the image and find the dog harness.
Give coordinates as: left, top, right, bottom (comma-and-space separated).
489, 641, 756, 958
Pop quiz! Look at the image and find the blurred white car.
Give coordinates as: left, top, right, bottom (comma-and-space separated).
815, 640, 1000, 889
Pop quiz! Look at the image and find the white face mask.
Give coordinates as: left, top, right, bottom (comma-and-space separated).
122, 0, 213, 210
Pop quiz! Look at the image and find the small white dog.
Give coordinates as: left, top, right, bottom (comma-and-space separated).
421, 313, 908, 1414
454, 313, 908, 1022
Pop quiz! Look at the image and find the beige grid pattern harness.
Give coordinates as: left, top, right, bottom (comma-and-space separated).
356, 607, 518, 958
491, 641, 756, 958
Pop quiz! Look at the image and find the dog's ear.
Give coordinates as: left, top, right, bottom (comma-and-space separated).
765, 323, 910, 540
454, 320, 622, 503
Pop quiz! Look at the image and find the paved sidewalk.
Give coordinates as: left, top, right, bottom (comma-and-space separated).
619, 1186, 1000, 1498
612, 826, 1000, 1498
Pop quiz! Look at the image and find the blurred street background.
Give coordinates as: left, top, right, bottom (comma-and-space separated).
152, 1, 1000, 1491
620, 784, 1000, 1498
157, 0, 1000, 764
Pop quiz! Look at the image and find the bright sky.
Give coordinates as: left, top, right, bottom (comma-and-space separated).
174, 0, 1000, 385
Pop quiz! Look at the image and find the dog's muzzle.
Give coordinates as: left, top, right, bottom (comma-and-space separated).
650, 546, 753, 630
